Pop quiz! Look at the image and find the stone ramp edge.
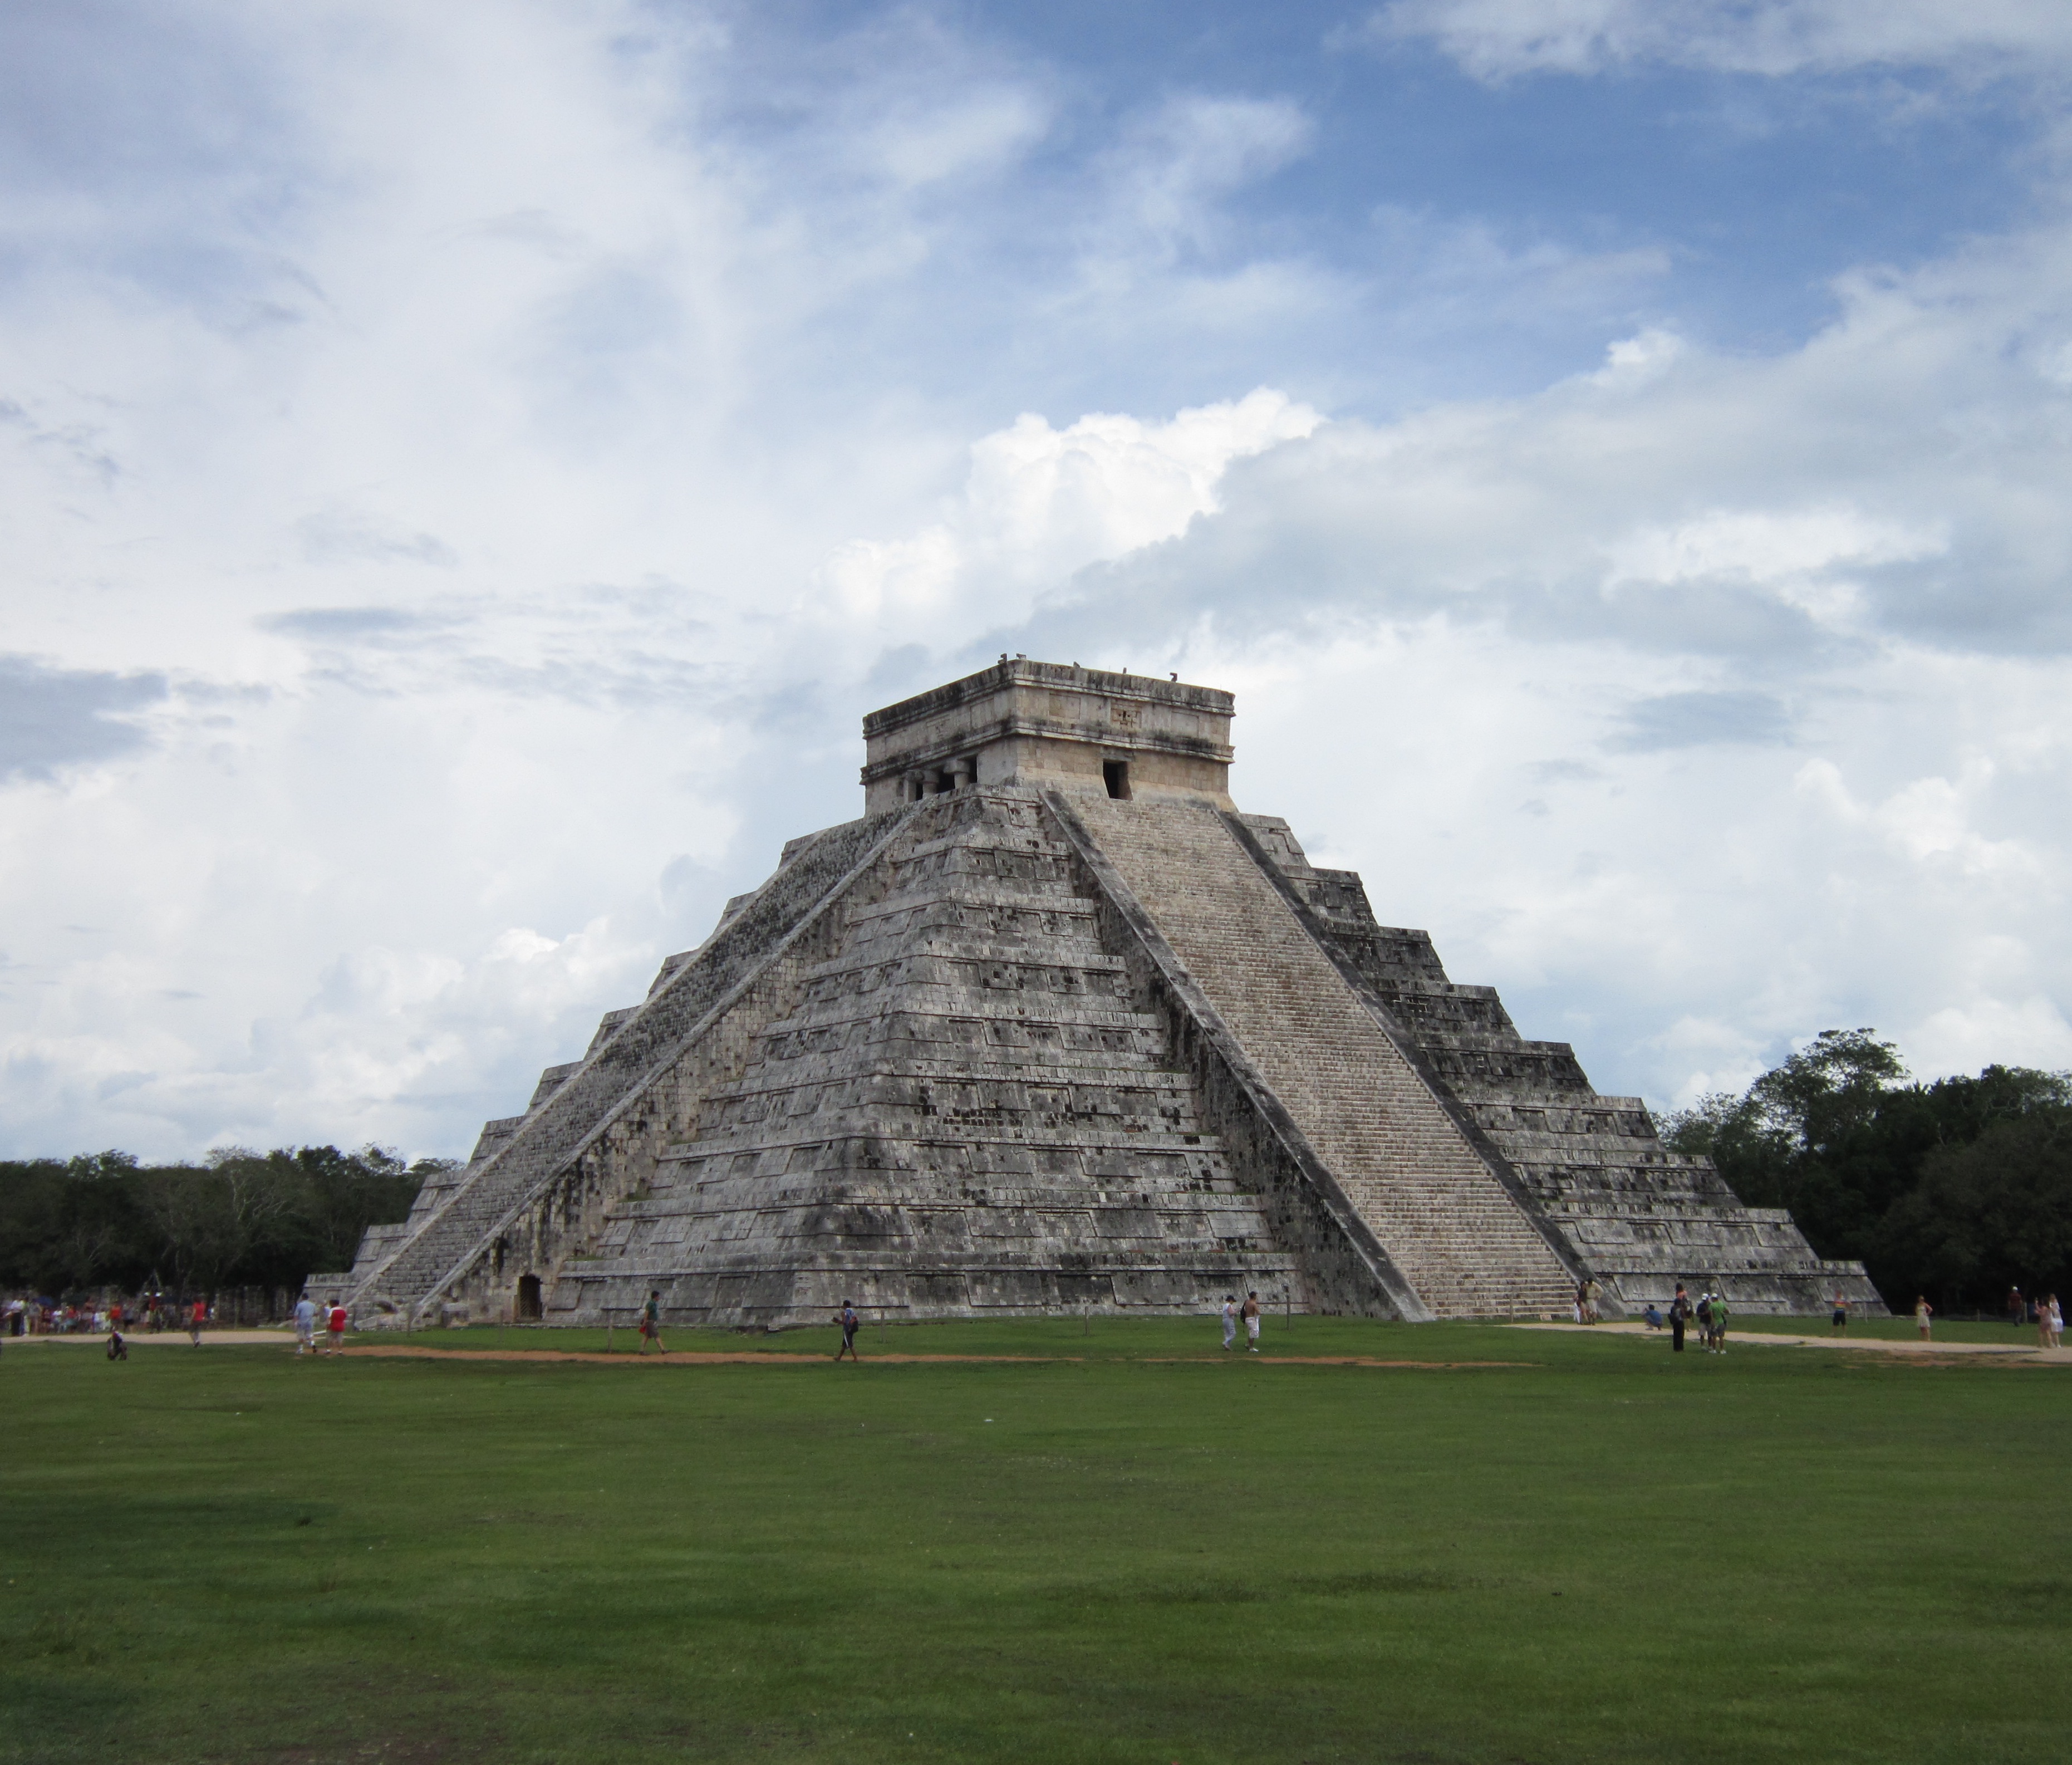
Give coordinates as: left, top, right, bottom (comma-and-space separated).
1216, 808, 1591, 1300
1040, 789, 1433, 1322
389, 803, 928, 1322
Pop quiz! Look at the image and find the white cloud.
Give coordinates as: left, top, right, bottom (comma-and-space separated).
814, 389, 1322, 632
1369, 0, 2072, 81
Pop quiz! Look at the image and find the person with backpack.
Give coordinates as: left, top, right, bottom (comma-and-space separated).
638, 1291, 666, 1355
1694, 1292, 1713, 1352
1669, 1284, 1690, 1354
834, 1300, 860, 1362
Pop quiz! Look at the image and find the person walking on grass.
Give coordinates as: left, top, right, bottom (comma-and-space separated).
292, 1295, 316, 1356
2008, 1286, 2025, 1328
1669, 1283, 1690, 1354
834, 1300, 860, 1362
1914, 1295, 1933, 1341
1709, 1292, 1730, 1354
638, 1291, 666, 1355
1832, 1291, 1849, 1333
1221, 1296, 1238, 1352
189, 1297, 207, 1346
2048, 1295, 2064, 1350
1242, 1291, 1261, 1353
326, 1302, 347, 1356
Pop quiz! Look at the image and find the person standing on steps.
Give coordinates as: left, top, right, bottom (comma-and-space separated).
1242, 1292, 1261, 1353
1221, 1296, 1238, 1352
834, 1300, 860, 1362
1669, 1284, 1690, 1354
639, 1290, 666, 1355
1914, 1295, 1933, 1341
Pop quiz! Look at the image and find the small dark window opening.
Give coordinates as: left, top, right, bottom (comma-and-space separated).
1103, 760, 1131, 800
515, 1274, 543, 1321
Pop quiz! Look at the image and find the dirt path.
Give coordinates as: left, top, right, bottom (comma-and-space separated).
337, 1346, 1534, 1369
1515, 1320, 2070, 1364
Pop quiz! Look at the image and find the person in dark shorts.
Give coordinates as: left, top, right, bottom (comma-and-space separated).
1669, 1284, 1690, 1353
834, 1301, 860, 1362
1832, 1292, 1849, 1332
638, 1291, 666, 1354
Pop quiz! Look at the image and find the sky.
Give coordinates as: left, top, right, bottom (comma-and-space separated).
4, 0, 2072, 1161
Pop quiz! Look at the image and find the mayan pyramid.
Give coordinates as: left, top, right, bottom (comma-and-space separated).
313, 661, 1883, 1326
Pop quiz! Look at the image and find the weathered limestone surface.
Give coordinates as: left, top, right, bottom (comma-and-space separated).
1058, 795, 1577, 1319
1239, 818, 1884, 1316
321, 660, 1882, 1326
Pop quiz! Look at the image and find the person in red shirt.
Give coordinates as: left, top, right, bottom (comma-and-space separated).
189, 1298, 207, 1346
326, 1303, 348, 1356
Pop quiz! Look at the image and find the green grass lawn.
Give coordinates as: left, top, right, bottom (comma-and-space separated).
4, 1318, 2067, 1764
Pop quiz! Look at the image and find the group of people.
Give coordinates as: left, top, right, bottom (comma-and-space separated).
5, 1295, 209, 1340
1221, 1293, 1263, 1352
1639, 1284, 1730, 1352
1573, 1278, 1603, 1324
2002, 1287, 2065, 1349
289, 1296, 351, 1356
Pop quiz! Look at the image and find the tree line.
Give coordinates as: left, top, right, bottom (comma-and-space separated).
1663, 1029, 2072, 1310
0, 1144, 448, 1298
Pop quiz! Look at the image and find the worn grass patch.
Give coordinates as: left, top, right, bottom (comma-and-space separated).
3, 1317, 2066, 1763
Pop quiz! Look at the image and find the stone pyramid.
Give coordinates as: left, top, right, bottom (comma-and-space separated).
313, 660, 1883, 1327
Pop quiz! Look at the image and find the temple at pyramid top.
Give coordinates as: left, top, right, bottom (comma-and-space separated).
862, 658, 1236, 811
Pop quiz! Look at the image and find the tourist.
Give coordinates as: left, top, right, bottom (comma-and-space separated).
325, 1301, 348, 1356
1242, 1291, 1261, 1354
639, 1290, 666, 1355
2007, 1286, 2025, 1328
1669, 1284, 1690, 1354
1694, 1292, 1713, 1351
834, 1300, 860, 1362
1573, 1280, 1586, 1325
1709, 1293, 1730, 1354
1584, 1277, 1602, 1324
105, 1327, 127, 1362
1641, 1303, 1663, 1331
1914, 1296, 1933, 1341
292, 1293, 316, 1355
189, 1296, 207, 1346
1221, 1296, 1238, 1352
1831, 1292, 1849, 1333
2048, 1295, 2063, 1350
